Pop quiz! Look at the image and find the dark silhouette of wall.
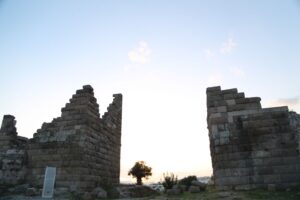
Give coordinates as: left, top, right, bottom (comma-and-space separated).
207, 86, 300, 190
0, 85, 122, 192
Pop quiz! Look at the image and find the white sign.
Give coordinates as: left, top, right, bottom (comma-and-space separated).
42, 166, 56, 198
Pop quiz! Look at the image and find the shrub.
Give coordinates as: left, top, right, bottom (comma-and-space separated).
162, 172, 178, 190
178, 175, 197, 189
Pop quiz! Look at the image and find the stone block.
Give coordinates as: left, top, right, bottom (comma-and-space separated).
250, 175, 264, 184
227, 103, 261, 112
282, 157, 300, 165
213, 100, 227, 107
221, 88, 238, 95
235, 97, 261, 104
206, 86, 221, 93
263, 174, 281, 183
251, 150, 270, 158
223, 93, 235, 100
263, 157, 283, 166
280, 173, 300, 182
208, 95, 224, 102
226, 99, 236, 106
234, 184, 255, 190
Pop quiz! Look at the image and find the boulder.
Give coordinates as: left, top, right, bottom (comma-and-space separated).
173, 184, 185, 192
189, 185, 201, 193
166, 188, 181, 195
191, 180, 207, 191
178, 184, 187, 191
117, 185, 156, 198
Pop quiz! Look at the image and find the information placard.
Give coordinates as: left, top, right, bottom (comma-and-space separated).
42, 166, 56, 198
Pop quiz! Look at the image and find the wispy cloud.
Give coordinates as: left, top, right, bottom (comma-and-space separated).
220, 38, 237, 54
271, 97, 299, 106
128, 41, 151, 64
204, 49, 214, 59
207, 73, 223, 86
267, 96, 300, 112
229, 67, 245, 77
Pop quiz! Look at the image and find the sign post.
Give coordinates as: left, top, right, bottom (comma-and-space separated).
42, 166, 56, 198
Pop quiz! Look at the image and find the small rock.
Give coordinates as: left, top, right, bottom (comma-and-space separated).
25, 187, 37, 196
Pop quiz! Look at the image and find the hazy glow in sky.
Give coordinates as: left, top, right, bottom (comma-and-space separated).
1, 0, 300, 183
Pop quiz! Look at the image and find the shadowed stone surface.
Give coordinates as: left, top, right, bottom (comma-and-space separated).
0, 85, 122, 193
0, 115, 17, 136
207, 86, 300, 190
0, 116, 28, 185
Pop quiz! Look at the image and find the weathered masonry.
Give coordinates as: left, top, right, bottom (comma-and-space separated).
0, 85, 122, 192
207, 86, 300, 190
0, 115, 28, 185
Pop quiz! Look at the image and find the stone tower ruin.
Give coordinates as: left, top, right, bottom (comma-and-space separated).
207, 86, 300, 190
0, 85, 122, 192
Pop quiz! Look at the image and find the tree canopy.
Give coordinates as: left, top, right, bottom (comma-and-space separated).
128, 161, 152, 185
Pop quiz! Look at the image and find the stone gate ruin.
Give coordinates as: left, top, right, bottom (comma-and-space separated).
0, 85, 122, 193
207, 86, 300, 190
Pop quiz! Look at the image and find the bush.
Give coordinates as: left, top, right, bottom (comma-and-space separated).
178, 175, 197, 189
161, 172, 178, 190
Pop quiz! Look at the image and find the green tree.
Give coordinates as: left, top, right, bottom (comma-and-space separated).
128, 161, 152, 185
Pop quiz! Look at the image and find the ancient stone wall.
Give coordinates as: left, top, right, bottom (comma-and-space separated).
0, 85, 122, 193
207, 86, 300, 190
0, 115, 28, 185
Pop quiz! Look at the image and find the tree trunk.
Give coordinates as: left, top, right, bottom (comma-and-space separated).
137, 177, 142, 185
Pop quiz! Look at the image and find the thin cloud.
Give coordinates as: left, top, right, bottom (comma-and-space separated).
204, 49, 214, 59
272, 97, 299, 106
267, 96, 300, 112
128, 41, 151, 64
220, 38, 237, 54
229, 67, 245, 77
207, 73, 223, 86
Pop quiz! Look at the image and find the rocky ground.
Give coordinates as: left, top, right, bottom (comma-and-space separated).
1, 181, 300, 200
2, 190, 300, 200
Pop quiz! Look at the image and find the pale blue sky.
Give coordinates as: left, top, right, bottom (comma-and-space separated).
1, 0, 300, 182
